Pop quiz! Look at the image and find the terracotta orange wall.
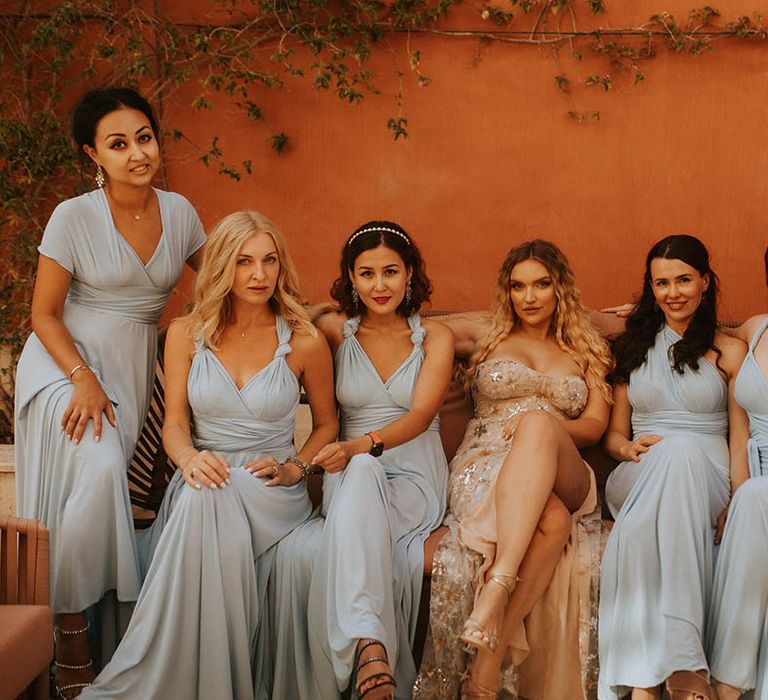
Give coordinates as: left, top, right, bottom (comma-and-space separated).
154, 2, 768, 322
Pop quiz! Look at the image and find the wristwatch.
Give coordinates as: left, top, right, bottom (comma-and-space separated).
365, 431, 384, 457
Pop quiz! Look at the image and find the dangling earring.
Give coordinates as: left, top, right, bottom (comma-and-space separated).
351, 285, 359, 307
405, 280, 412, 305
95, 164, 106, 188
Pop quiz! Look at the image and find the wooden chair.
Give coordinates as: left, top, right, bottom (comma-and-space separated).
0, 516, 53, 700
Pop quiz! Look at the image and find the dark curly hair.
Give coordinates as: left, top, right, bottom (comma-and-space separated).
330, 221, 432, 317
608, 234, 720, 385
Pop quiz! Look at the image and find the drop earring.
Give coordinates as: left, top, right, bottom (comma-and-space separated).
95, 164, 106, 188
351, 285, 359, 307
405, 280, 412, 305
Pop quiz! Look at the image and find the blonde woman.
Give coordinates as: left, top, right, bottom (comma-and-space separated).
414, 240, 612, 699
80, 211, 338, 700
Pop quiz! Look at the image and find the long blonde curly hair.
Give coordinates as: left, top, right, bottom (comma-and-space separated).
188, 210, 315, 349
466, 240, 612, 402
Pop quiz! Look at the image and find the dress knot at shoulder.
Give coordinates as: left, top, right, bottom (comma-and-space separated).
342, 316, 361, 338
275, 315, 293, 358
408, 314, 426, 346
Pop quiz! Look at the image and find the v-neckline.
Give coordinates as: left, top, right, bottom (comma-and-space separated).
207, 349, 277, 393
101, 187, 165, 268
747, 319, 768, 389
348, 333, 415, 387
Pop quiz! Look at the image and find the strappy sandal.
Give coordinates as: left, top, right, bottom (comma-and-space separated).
460, 676, 497, 699
666, 670, 714, 700
54, 622, 94, 699
353, 639, 396, 699
460, 572, 519, 654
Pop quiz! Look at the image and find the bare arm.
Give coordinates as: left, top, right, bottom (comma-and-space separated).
720, 334, 750, 493
603, 383, 663, 462
162, 319, 229, 490
312, 321, 455, 470
560, 382, 611, 449
31, 255, 116, 443
437, 311, 489, 359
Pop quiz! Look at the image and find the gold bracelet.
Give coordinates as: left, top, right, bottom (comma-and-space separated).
68, 363, 91, 379
286, 456, 323, 483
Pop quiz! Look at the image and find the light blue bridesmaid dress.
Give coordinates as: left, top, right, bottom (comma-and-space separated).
14, 189, 205, 630
271, 314, 447, 700
708, 318, 768, 699
80, 316, 313, 700
598, 326, 730, 699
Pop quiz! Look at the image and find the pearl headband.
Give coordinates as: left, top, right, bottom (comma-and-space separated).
347, 226, 411, 247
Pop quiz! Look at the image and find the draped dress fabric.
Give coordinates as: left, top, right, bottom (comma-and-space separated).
80, 315, 313, 700
707, 318, 768, 699
14, 188, 205, 621
413, 358, 602, 700
598, 326, 731, 699
270, 314, 447, 700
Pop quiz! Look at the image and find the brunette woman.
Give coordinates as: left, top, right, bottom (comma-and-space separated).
599, 235, 748, 700
707, 246, 768, 700
14, 87, 206, 697
271, 221, 454, 700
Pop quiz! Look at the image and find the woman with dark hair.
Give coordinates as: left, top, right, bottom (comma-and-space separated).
13, 87, 206, 697
270, 221, 454, 700
415, 239, 612, 699
598, 235, 749, 700
706, 246, 768, 700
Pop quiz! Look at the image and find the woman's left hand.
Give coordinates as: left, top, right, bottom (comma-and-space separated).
245, 456, 302, 487
311, 441, 355, 473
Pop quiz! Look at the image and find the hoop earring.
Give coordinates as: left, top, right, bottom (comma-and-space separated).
405, 280, 412, 305
95, 164, 106, 188
351, 285, 359, 307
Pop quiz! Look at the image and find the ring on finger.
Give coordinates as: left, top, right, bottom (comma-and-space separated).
272, 464, 279, 477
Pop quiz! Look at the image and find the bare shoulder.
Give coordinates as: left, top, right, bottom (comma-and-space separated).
715, 332, 747, 375
739, 314, 768, 343
166, 316, 194, 344
290, 325, 331, 354
422, 317, 454, 344
315, 311, 346, 343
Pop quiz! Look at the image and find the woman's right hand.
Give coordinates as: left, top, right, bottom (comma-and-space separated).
181, 450, 230, 490
61, 370, 116, 444
618, 434, 663, 462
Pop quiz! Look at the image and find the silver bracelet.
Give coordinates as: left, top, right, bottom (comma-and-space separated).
68, 363, 91, 379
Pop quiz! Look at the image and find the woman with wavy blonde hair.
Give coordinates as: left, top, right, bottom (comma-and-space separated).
415, 240, 611, 699
81, 210, 338, 699
189, 210, 315, 348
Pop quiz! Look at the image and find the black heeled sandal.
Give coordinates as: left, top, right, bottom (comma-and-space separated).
353, 639, 396, 699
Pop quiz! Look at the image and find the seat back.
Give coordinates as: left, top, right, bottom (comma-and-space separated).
0, 516, 50, 606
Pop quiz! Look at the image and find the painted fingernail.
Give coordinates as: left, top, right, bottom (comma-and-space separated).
195, 484, 202, 490
226, 478, 231, 485
221, 481, 228, 489
226, 467, 231, 473
94, 436, 100, 443
73, 438, 79, 445
210, 483, 218, 490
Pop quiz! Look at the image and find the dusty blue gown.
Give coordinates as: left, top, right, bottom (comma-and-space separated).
14, 188, 205, 625
271, 314, 447, 700
80, 316, 313, 700
598, 326, 730, 699
707, 318, 768, 699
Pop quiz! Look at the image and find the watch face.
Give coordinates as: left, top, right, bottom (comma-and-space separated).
369, 442, 384, 457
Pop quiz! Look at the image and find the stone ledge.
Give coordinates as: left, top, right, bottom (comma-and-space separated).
0, 444, 14, 473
